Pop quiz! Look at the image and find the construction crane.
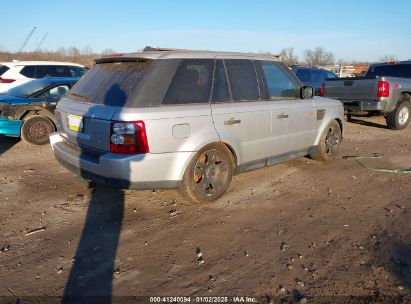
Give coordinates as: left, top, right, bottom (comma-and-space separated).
36, 33, 48, 50
17, 26, 37, 54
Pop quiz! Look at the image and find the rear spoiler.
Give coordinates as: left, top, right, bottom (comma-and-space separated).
95, 55, 154, 64
143, 46, 189, 52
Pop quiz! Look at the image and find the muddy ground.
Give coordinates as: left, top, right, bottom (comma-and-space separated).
0, 116, 411, 303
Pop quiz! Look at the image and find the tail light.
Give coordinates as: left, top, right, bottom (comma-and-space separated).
320, 82, 325, 96
377, 81, 390, 97
0, 77, 15, 83
110, 121, 149, 154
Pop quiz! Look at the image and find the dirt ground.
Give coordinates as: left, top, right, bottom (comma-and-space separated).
0, 116, 410, 303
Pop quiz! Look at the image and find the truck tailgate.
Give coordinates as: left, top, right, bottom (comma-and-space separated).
325, 78, 378, 101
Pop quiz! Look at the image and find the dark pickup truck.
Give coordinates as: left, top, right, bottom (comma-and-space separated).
323, 61, 411, 129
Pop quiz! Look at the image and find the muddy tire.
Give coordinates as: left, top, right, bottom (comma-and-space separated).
385, 101, 411, 130
21, 116, 55, 145
180, 143, 234, 203
309, 120, 342, 161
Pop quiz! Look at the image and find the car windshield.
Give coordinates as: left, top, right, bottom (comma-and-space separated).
6, 79, 52, 98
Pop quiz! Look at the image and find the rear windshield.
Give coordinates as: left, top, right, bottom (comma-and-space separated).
0, 65, 10, 76
69, 61, 155, 107
365, 64, 411, 78
68, 59, 184, 107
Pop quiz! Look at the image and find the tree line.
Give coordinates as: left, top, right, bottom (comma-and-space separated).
279, 46, 400, 67
0, 46, 402, 68
0, 47, 118, 67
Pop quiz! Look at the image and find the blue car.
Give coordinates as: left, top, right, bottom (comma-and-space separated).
0, 77, 79, 145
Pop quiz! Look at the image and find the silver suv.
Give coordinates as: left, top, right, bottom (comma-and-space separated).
50, 50, 344, 203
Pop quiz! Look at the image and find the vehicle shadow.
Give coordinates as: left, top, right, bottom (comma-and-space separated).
0, 135, 19, 155
347, 117, 388, 129
62, 187, 124, 303
62, 84, 130, 303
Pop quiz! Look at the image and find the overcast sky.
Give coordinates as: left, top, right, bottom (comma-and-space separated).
1, 0, 410, 62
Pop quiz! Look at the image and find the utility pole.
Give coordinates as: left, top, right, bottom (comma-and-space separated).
17, 26, 37, 54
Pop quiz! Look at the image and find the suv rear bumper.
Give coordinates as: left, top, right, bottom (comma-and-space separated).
50, 133, 194, 190
343, 100, 387, 113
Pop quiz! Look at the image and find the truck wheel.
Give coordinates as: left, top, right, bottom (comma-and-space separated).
385, 101, 411, 130
309, 120, 342, 161
21, 116, 56, 145
181, 143, 234, 203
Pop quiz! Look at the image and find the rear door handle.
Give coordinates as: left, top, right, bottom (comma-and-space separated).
224, 118, 242, 125
276, 113, 289, 119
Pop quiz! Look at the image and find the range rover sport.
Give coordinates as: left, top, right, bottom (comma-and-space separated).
50, 50, 344, 203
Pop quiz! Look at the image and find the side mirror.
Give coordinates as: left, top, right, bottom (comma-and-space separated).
301, 86, 314, 99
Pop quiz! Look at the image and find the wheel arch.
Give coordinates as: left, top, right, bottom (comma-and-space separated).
221, 142, 238, 168
177, 140, 239, 181
399, 92, 411, 103
312, 114, 344, 147
335, 118, 343, 138
20, 109, 56, 128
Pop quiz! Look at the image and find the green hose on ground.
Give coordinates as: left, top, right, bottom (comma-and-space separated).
343, 153, 411, 174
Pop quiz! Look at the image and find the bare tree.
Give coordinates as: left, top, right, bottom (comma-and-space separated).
280, 47, 299, 66
378, 54, 398, 62
101, 48, 116, 55
56, 47, 68, 56
303, 47, 335, 66
81, 45, 94, 56
67, 46, 80, 57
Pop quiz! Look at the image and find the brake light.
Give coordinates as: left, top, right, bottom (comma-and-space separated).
377, 81, 390, 97
0, 77, 15, 83
101, 53, 125, 58
110, 121, 149, 154
320, 82, 325, 96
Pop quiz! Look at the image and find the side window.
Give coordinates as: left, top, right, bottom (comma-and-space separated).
37, 85, 70, 99
35, 66, 71, 78
0, 65, 10, 76
212, 60, 230, 103
225, 59, 259, 101
163, 59, 213, 104
20, 66, 35, 78
69, 66, 87, 77
260, 61, 299, 100
326, 71, 337, 79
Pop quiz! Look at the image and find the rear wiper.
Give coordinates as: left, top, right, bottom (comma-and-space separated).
69, 92, 89, 101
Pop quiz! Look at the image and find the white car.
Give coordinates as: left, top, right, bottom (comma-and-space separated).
0, 61, 87, 93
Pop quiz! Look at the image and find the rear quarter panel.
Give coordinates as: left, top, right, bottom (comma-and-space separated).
112, 104, 220, 154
